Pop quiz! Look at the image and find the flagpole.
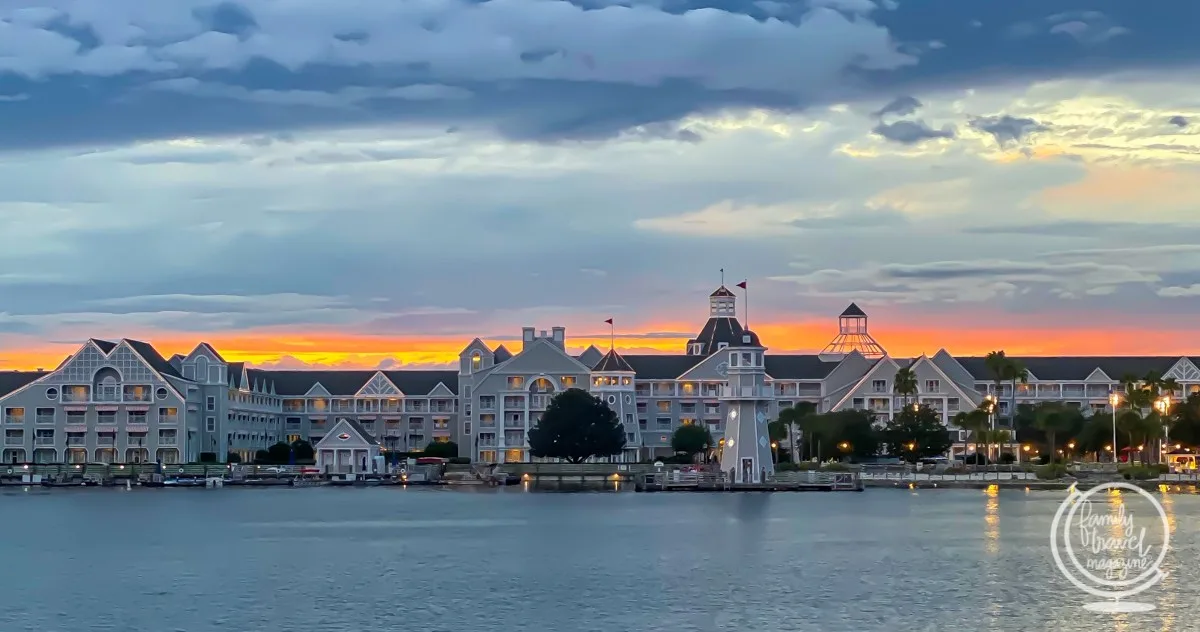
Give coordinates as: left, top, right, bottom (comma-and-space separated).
610, 319, 615, 351
742, 280, 749, 328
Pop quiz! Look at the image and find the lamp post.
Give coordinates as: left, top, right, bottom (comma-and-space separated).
770, 441, 778, 464
1109, 392, 1120, 465
984, 394, 997, 470
1155, 396, 1171, 465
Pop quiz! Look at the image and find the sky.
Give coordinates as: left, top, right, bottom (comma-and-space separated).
3, 0, 1200, 369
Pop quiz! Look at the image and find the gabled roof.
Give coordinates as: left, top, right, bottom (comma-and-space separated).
195, 342, 226, 362
228, 362, 246, 388
123, 339, 183, 379
710, 285, 736, 297
840, 303, 867, 317
90, 338, 117, 354
317, 418, 379, 447
577, 345, 604, 368
593, 349, 635, 372
688, 316, 744, 354
956, 356, 1180, 382
493, 345, 513, 362
0, 371, 49, 398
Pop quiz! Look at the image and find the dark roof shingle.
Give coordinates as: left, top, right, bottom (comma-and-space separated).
593, 349, 635, 372
956, 356, 1180, 381
0, 371, 48, 398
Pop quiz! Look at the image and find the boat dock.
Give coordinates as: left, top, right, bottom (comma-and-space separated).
635, 470, 864, 492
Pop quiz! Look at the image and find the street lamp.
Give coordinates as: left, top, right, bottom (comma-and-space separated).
1156, 396, 1171, 464
984, 394, 997, 463
1109, 392, 1121, 464
770, 441, 778, 464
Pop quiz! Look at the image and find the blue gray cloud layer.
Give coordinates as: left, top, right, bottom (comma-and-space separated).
2, 0, 1198, 148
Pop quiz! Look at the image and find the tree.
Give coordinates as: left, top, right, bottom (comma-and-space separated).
226, 452, 243, 464
1001, 358, 1028, 429
1033, 402, 1085, 463
671, 424, 713, 459
265, 442, 292, 464
953, 408, 990, 462
822, 409, 881, 460
985, 350, 1007, 406
423, 440, 459, 459
290, 439, 314, 462
254, 449, 271, 463
1169, 393, 1200, 447
893, 368, 918, 406
776, 401, 816, 464
528, 388, 626, 463
883, 405, 953, 463
1073, 413, 1113, 460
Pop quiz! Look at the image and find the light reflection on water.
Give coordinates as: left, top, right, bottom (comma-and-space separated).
0, 487, 1196, 632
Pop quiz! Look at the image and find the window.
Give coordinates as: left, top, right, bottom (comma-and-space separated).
155, 387, 168, 400
206, 416, 216, 432
925, 380, 940, 393
742, 352, 752, 366
656, 416, 672, 428
507, 376, 524, 389
560, 376, 576, 388
206, 396, 216, 411
852, 398, 864, 409
730, 352, 739, 367
656, 401, 671, 413
872, 380, 887, 393
778, 401, 793, 409
689, 343, 704, 355
464, 422, 472, 435
45, 387, 58, 400
471, 352, 482, 371
97, 410, 116, 424
716, 342, 728, 350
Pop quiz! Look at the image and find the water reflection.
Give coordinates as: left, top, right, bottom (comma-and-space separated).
984, 485, 999, 555
1159, 490, 1176, 631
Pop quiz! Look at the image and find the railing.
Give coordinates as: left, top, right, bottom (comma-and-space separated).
35, 437, 55, 446
36, 415, 54, 424
719, 386, 773, 398
4, 437, 23, 446
158, 438, 178, 446
4, 415, 24, 424
860, 471, 1037, 482
66, 438, 85, 447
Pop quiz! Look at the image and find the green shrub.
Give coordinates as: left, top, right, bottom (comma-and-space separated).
776, 462, 801, 472
1036, 464, 1069, 480
822, 462, 849, 472
1119, 465, 1160, 480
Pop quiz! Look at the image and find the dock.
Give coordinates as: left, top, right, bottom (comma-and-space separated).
634, 470, 863, 492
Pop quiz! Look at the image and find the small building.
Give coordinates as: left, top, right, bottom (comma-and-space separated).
315, 418, 380, 474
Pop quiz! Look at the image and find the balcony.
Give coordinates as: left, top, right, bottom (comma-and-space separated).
4, 435, 23, 446
380, 401, 402, 413
503, 420, 526, 430
158, 436, 178, 446
97, 437, 116, 448
35, 436, 55, 446
719, 386, 773, 398
283, 402, 305, 413
651, 384, 674, 396
331, 402, 356, 413
530, 395, 551, 409
66, 436, 86, 447
36, 414, 54, 424
432, 402, 454, 413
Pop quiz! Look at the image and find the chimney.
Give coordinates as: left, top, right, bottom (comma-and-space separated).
522, 327, 535, 343
551, 327, 565, 342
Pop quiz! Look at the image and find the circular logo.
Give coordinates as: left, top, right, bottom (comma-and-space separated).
715, 362, 728, 376
1050, 482, 1170, 612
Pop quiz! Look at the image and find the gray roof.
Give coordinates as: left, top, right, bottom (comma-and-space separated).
577, 345, 604, 368
765, 355, 840, 379
623, 355, 699, 380
333, 418, 380, 446
0, 371, 48, 398
493, 345, 513, 362
841, 303, 867, 317
593, 349, 635, 372
249, 369, 458, 397
687, 316, 744, 355
729, 330, 762, 347
710, 285, 736, 297
956, 356, 1183, 381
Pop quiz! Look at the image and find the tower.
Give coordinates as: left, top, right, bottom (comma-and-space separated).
818, 303, 886, 361
685, 285, 745, 356
719, 329, 773, 483
591, 349, 640, 462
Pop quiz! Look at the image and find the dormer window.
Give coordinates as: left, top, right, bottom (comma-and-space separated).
742, 334, 751, 344
717, 342, 729, 350
689, 343, 704, 355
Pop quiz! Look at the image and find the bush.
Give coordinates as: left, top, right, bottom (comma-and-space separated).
1036, 464, 1069, 480
448, 457, 470, 465
962, 453, 987, 465
226, 453, 243, 464
199, 452, 217, 463
253, 449, 270, 463
1119, 465, 1160, 480
422, 441, 459, 459
822, 462, 850, 472
999, 452, 1016, 464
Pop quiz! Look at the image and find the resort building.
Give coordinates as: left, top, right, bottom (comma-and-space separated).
3, 285, 1200, 464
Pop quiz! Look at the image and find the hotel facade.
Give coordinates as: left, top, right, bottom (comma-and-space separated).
3, 286, 1200, 465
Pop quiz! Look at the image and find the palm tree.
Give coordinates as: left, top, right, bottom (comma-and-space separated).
776, 402, 816, 464
894, 367, 918, 407
953, 408, 989, 464
1034, 402, 1080, 463
1000, 359, 1028, 458
985, 350, 1007, 404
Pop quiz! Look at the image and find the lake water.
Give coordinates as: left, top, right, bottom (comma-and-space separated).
1, 486, 1196, 631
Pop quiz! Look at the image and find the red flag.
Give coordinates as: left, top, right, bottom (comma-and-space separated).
604, 318, 613, 325
736, 281, 747, 289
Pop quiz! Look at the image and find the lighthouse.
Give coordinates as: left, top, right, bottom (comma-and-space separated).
718, 329, 773, 484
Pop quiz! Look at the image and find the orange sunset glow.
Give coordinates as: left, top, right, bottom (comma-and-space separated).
3, 319, 1199, 370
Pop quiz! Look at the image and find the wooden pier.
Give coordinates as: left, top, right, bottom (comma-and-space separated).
634, 470, 864, 492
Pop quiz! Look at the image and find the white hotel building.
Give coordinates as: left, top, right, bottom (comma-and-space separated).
2, 286, 1199, 464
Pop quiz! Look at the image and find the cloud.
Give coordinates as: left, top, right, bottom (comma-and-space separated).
871, 119, 955, 144
871, 95, 922, 118
634, 200, 909, 237
770, 258, 1162, 304
1169, 115, 1189, 128
969, 115, 1048, 145
1158, 284, 1200, 298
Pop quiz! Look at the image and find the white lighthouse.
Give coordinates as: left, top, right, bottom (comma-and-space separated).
718, 329, 774, 484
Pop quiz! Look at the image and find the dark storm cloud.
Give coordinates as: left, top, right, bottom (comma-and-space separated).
871, 95, 922, 118
0, 0, 1197, 149
1169, 115, 1189, 127
968, 115, 1048, 144
872, 120, 955, 144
